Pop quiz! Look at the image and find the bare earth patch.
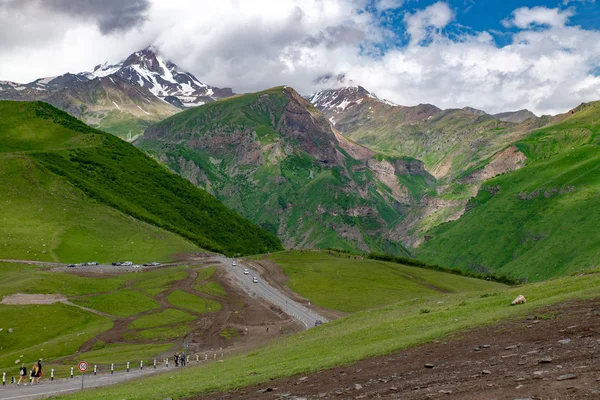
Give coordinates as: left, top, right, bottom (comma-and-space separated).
1, 293, 67, 305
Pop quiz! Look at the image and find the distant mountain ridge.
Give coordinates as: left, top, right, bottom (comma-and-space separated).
0, 48, 234, 139
86, 47, 234, 108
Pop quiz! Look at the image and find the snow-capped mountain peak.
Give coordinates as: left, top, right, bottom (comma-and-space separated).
310, 85, 397, 125
85, 47, 233, 108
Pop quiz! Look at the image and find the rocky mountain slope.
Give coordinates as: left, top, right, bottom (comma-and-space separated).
137, 86, 436, 255
310, 85, 541, 181
0, 48, 233, 139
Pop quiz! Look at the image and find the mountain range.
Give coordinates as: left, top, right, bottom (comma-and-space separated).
0, 48, 233, 140
2, 47, 598, 281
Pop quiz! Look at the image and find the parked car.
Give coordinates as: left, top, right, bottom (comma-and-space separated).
122, 261, 133, 266
88, 262, 98, 266
314, 320, 323, 327
243, 268, 249, 275
112, 262, 122, 266
67, 264, 76, 268
252, 277, 258, 283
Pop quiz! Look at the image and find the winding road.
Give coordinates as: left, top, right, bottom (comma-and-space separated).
0, 257, 328, 399
220, 257, 327, 328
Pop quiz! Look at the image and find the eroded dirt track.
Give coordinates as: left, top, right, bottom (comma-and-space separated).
193, 297, 600, 400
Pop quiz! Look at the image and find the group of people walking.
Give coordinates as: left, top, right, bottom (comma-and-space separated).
174, 352, 186, 367
17, 359, 42, 386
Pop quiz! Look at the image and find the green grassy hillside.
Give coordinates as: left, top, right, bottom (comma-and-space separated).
58, 269, 600, 399
417, 102, 600, 281
137, 87, 435, 256
0, 262, 224, 376
267, 250, 506, 312
0, 101, 282, 258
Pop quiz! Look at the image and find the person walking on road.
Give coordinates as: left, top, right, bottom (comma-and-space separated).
35, 359, 42, 383
29, 362, 38, 385
17, 363, 27, 385
174, 352, 179, 367
181, 351, 186, 367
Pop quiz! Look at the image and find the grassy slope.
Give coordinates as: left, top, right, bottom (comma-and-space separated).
0, 263, 221, 375
0, 156, 199, 263
138, 87, 411, 257
0, 303, 111, 371
417, 102, 600, 281
0, 100, 282, 257
60, 270, 600, 400
268, 251, 506, 312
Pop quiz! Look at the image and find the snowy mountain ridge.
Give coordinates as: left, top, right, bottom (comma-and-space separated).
85, 48, 233, 108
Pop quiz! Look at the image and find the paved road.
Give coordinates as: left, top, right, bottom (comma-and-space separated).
221, 257, 327, 328
0, 368, 167, 400
0, 257, 327, 399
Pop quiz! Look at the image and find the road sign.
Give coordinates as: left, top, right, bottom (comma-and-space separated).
78, 361, 88, 373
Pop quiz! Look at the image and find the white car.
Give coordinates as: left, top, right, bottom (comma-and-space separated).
232, 261, 237, 266
243, 268, 249, 275
252, 277, 258, 283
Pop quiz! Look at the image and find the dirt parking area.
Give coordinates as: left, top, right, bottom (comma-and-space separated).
193, 297, 600, 400
0, 293, 67, 305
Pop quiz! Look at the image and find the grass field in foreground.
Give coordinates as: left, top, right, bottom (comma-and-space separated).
267, 250, 506, 312
168, 290, 221, 314
0, 263, 199, 376
128, 309, 197, 330
0, 303, 111, 373
58, 271, 600, 400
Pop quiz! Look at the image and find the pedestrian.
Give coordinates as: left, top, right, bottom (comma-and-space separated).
35, 359, 42, 383
174, 352, 179, 367
266, 327, 269, 332
29, 362, 37, 385
181, 351, 186, 367
17, 363, 27, 386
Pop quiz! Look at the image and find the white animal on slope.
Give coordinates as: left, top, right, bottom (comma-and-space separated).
511, 295, 527, 305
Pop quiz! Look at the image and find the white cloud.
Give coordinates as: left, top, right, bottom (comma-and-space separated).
403, 2, 454, 44
0, 0, 599, 116
504, 6, 574, 29
562, 0, 595, 5
374, 0, 404, 11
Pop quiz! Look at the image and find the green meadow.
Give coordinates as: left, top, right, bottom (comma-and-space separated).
58, 270, 600, 400
268, 251, 506, 312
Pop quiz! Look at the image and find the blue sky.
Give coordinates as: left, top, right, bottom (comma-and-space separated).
0, 0, 599, 114
376, 0, 600, 46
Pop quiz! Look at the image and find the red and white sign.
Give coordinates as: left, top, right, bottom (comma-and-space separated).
78, 361, 88, 373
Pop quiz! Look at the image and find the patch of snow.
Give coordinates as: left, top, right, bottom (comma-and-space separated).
37, 76, 56, 85
136, 105, 151, 115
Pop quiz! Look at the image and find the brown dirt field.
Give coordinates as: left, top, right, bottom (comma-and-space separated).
0, 293, 67, 305
192, 297, 600, 400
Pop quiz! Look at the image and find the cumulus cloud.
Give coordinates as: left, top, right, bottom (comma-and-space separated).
503, 6, 574, 29
0, 0, 150, 34
0, 0, 599, 115
403, 2, 454, 44
374, 0, 404, 11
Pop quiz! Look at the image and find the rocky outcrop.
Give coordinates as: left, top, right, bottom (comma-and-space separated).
460, 146, 526, 184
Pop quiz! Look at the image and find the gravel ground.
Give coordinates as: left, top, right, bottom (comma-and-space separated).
192, 297, 600, 400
